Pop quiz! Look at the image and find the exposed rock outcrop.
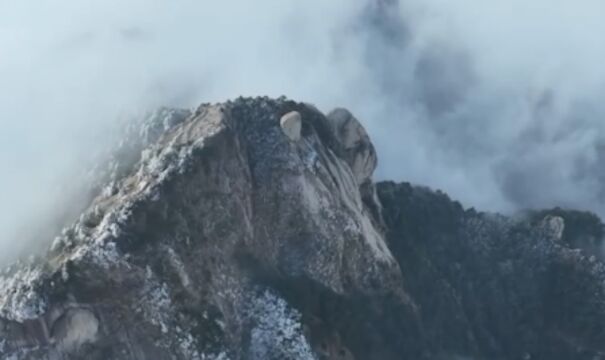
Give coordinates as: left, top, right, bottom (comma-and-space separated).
326, 109, 377, 186
280, 111, 302, 142
1, 97, 604, 360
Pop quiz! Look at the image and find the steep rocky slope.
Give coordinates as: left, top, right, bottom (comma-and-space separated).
1, 97, 605, 360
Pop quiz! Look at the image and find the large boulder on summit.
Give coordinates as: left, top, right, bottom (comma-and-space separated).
280, 111, 302, 141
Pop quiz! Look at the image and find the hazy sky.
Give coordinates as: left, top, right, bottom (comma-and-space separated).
1, 0, 605, 262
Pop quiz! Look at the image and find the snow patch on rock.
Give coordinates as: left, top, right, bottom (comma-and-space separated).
246, 290, 316, 360
138, 266, 173, 335
0, 266, 47, 322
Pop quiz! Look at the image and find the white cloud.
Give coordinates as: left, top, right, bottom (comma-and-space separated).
1, 0, 604, 262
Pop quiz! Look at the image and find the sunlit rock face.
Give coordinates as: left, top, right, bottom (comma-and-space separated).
1, 97, 605, 360
280, 111, 302, 142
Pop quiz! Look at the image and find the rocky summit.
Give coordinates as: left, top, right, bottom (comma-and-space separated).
1, 97, 605, 360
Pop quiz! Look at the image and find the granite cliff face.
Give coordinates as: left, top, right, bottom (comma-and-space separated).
1, 97, 605, 360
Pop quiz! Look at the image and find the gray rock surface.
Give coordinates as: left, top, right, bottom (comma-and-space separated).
326, 108, 377, 186
0, 97, 604, 360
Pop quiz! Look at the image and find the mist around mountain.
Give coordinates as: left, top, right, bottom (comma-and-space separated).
2, 0, 605, 264
1, 98, 605, 359
1, 1, 605, 359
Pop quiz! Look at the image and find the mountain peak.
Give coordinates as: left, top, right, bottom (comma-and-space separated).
2, 97, 605, 360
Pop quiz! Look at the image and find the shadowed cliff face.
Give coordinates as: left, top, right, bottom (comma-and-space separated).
1, 98, 605, 360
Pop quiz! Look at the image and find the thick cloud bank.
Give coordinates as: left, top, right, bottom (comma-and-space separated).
1, 0, 604, 262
